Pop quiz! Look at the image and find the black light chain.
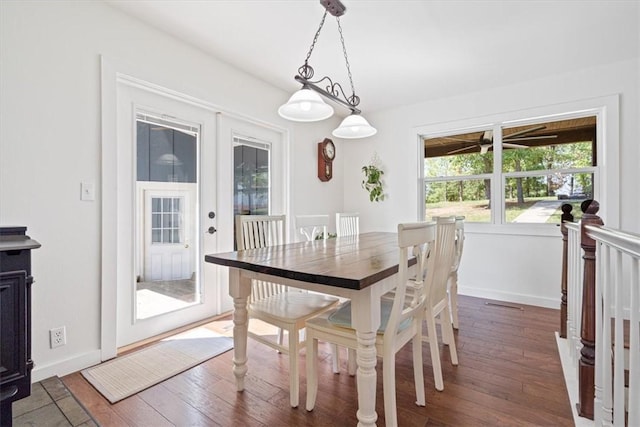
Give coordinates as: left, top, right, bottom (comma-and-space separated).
304, 10, 328, 66
336, 16, 356, 98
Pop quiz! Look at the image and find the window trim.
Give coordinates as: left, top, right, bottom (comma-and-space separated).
415, 94, 620, 235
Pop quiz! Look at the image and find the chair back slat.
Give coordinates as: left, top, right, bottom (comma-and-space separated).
429, 217, 458, 305
336, 212, 359, 237
236, 214, 286, 250
235, 214, 287, 301
451, 216, 465, 271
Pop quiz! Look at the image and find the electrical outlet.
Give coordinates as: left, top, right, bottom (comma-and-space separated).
50, 326, 66, 348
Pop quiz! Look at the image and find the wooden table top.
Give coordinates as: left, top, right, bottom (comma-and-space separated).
205, 232, 401, 290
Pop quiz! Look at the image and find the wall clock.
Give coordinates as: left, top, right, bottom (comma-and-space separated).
317, 138, 335, 182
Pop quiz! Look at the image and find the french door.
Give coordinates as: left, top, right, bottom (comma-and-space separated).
115, 82, 220, 347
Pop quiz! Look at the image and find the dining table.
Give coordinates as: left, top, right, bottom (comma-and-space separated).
205, 231, 408, 427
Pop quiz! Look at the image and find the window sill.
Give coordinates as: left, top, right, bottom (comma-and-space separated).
464, 222, 563, 238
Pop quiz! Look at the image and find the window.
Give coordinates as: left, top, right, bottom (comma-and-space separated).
423, 116, 596, 224
151, 197, 183, 243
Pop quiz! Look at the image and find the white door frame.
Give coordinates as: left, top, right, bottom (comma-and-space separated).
100, 57, 289, 359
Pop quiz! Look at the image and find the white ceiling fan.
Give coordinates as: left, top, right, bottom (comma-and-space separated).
445, 125, 558, 155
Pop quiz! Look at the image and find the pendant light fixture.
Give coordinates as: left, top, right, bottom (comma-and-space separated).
278, 0, 376, 139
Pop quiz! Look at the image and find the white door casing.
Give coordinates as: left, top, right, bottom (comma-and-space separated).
101, 61, 289, 357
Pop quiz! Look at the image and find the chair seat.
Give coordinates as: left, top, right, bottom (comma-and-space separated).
326, 300, 413, 333
306, 310, 389, 350
250, 291, 339, 322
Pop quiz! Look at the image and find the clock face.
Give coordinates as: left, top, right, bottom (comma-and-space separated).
323, 139, 335, 161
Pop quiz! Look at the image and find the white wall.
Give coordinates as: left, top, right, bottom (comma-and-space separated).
342, 58, 640, 308
0, 1, 339, 380
1, 0, 637, 381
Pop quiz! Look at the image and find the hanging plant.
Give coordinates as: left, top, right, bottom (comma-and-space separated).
362, 154, 385, 202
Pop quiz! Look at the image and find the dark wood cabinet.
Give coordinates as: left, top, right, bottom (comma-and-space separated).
0, 227, 40, 426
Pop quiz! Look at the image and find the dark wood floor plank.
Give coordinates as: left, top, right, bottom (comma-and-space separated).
137, 383, 219, 426
161, 369, 262, 427
63, 295, 574, 426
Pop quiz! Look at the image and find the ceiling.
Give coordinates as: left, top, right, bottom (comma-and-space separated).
106, 1, 638, 115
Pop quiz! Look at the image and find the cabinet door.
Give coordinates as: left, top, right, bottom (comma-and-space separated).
0, 271, 27, 386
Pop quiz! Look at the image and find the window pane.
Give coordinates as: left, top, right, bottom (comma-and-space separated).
163, 198, 171, 211
502, 117, 596, 173
152, 229, 161, 243
424, 128, 495, 163
162, 213, 171, 227
234, 143, 270, 216
425, 179, 491, 222
152, 197, 161, 212
425, 151, 493, 177
152, 213, 161, 228
163, 230, 171, 242
506, 173, 592, 223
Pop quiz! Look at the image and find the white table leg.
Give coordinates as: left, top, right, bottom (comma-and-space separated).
351, 290, 381, 427
228, 268, 251, 391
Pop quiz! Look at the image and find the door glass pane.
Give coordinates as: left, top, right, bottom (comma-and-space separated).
233, 138, 271, 249
135, 118, 201, 320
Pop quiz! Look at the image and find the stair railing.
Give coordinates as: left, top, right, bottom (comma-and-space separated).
587, 221, 639, 426
559, 199, 639, 426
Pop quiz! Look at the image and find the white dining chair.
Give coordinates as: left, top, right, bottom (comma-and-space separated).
423, 216, 459, 391
336, 212, 359, 237
448, 216, 465, 329
295, 214, 329, 241
294, 214, 343, 373
235, 214, 340, 408
306, 221, 443, 427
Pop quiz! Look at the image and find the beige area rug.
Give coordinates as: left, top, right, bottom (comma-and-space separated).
81, 327, 233, 403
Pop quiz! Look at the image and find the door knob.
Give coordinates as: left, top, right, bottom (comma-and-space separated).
208, 226, 217, 234
208, 211, 216, 219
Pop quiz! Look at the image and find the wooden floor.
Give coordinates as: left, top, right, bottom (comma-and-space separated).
62, 295, 574, 426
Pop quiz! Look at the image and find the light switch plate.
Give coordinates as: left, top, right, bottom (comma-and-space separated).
81, 181, 95, 201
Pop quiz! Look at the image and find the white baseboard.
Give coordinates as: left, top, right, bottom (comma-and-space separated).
32, 350, 102, 382
458, 286, 559, 309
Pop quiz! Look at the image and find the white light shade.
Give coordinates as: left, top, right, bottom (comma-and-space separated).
278, 88, 334, 122
332, 113, 377, 139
